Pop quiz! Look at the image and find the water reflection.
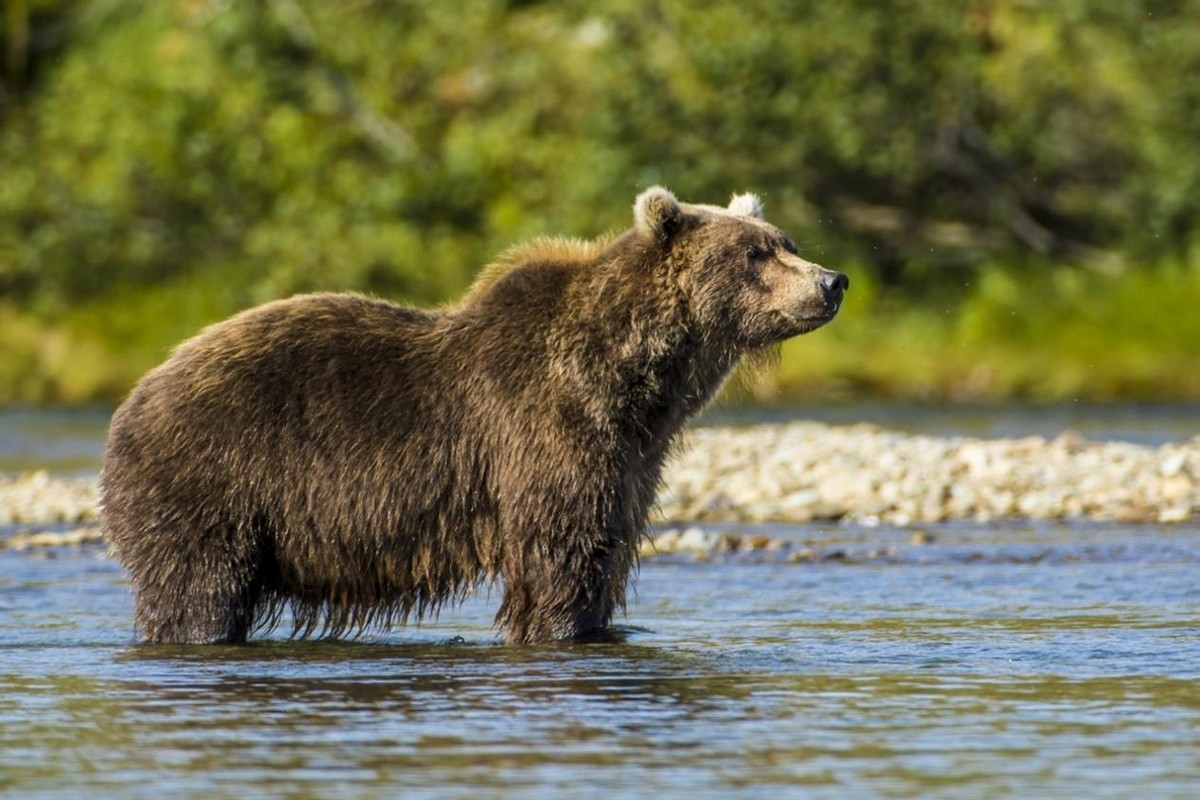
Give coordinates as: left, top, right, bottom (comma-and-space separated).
6, 663, 1199, 798
115, 637, 759, 716
3, 522, 1200, 798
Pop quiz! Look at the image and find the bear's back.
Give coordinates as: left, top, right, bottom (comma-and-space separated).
174, 292, 436, 380
102, 293, 444, 500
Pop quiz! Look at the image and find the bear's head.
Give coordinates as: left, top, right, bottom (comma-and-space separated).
633, 186, 848, 350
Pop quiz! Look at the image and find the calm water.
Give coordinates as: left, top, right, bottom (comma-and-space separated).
2, 406, 1199, 798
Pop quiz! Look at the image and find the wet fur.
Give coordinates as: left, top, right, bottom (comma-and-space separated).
100, 188, 843, 645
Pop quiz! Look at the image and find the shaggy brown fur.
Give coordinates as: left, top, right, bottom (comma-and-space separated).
100, 187, 848, 645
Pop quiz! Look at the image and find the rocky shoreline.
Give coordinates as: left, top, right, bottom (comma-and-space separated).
2, 422, 1198, 551
659, 423, 1200, 527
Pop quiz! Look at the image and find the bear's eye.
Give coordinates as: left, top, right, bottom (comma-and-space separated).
745, 245, 767, 261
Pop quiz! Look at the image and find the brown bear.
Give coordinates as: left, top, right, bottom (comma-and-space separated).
100, 187, 848, 645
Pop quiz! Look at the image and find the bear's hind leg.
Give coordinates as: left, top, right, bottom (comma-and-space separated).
135, 580, 259, 644
125, 523, 268, 644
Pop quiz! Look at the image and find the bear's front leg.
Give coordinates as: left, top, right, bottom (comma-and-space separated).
495, 535, 624, 644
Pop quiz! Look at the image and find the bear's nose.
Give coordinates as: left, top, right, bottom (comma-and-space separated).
822, 271, 849, 295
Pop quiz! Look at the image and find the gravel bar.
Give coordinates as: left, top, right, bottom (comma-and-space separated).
3, 422, 1198, 549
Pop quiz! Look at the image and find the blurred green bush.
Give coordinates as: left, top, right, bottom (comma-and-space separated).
1, 0, 1198, 402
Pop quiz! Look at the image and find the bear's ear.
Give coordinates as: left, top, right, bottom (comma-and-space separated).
634, 186, 684, 243
728, 192, 764, 220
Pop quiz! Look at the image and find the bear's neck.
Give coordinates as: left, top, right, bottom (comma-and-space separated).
553, 265, 739, 448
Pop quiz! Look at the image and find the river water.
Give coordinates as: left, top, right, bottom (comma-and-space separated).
1, 406, 1199, 798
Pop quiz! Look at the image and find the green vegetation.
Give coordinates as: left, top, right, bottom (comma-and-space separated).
2, 1, 1198, 403
773, 258, 1200, 401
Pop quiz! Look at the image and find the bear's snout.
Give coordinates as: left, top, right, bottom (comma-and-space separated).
821, 271, 849, 296
819, 269, 849, 313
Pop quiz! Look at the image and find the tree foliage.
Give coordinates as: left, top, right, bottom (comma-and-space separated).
1, 0, 1199, 401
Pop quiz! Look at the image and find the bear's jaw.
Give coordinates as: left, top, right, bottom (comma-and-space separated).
760, 307, 841, 343
790, 312, 839, 333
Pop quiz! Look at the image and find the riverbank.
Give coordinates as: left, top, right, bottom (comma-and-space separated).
661, 423, 1199, 526
2, 422, 1198, 551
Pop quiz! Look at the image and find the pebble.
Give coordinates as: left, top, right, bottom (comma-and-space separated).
5, 527, 104, 550
909, 531, 935, 546
0, 471, 98, 527
741, 534, 772, 550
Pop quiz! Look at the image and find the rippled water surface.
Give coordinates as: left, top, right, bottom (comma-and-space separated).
3, 406, 1198, 796
3, 522, 1199, 799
